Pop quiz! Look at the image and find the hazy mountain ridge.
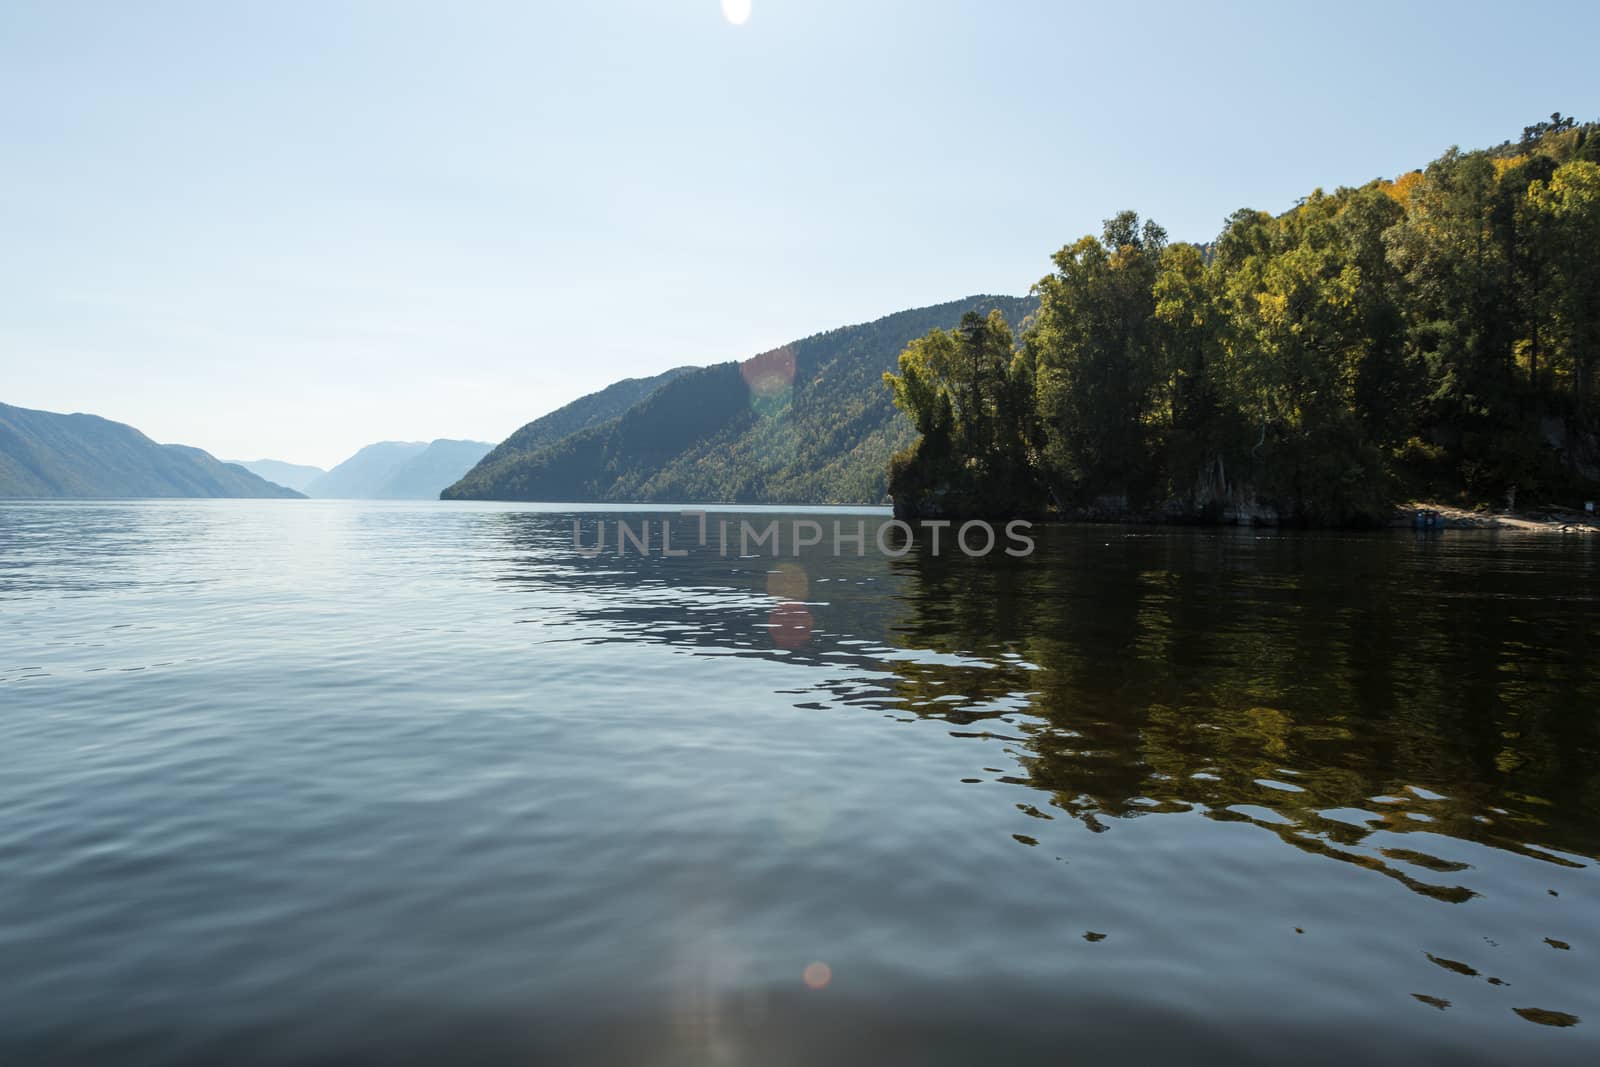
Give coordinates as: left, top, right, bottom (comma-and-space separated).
305, 442, 426, 498
443, 295, 1038, 504
307, 439, 493, 499
374, 440, 495, 499
229, 459, 326, 493
0, 401, 303, 499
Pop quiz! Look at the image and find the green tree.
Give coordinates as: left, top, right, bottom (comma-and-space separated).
1027, 212, 1167, 507
883, 117, 1600, 523
1150, 241, 1233, 509
1529, 161, 1600, 415
884, 309, 1040, 516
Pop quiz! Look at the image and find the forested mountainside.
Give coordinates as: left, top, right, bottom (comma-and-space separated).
452, 367, 693, 496
443, 296, 1036, 503
887, 115, 1600, 524
0, 401, 303, 498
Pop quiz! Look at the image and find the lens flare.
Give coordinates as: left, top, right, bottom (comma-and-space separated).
769, 602, 814, 650
740, 346, 795, 417
766, 562, 808, 602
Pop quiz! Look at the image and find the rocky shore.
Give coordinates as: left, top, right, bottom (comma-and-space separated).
1393, 502, 1600, 533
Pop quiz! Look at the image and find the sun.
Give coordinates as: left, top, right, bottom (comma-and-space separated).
721, 0, 751, 26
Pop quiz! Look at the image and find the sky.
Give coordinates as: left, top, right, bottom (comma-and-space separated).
3, 1, 1598, 469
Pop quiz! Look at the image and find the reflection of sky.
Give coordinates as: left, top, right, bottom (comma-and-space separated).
5, 500, 1599, 1057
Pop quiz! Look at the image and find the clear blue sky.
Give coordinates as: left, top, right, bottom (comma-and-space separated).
3, 0, 1597, 468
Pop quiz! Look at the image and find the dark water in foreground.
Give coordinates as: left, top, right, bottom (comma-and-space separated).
2, 500, 1598, 1065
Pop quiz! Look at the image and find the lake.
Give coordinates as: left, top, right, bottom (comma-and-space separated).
2, 500, 1597, 1065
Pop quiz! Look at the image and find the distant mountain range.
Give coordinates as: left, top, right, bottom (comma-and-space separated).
0, 401, 303, 499
4, 296, 1034, 504
301, 439, 494, 499
228, 458, 325, 493
444, 295, 1035, 503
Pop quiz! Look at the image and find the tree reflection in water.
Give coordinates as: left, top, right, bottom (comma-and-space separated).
493, 511, 1600, 902
886, 525, 1600, 899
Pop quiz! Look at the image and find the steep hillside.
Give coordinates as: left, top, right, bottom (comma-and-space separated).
0, 402, 303, 499
470, 366, 695, 481
452, 367, 693, 497
444, 295, 1036, 503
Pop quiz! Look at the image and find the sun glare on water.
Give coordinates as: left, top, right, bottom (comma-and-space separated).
721, 0, 751, 26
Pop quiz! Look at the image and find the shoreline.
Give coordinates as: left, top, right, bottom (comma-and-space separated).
1390, 502, 1600, 534
909, 499, 1600, 534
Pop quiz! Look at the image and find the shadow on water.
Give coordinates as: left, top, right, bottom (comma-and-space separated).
490, 510, 1600, 898
888, 525, 1600, 901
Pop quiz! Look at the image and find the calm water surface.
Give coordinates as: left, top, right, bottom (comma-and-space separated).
2, 500, 1597, 1065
